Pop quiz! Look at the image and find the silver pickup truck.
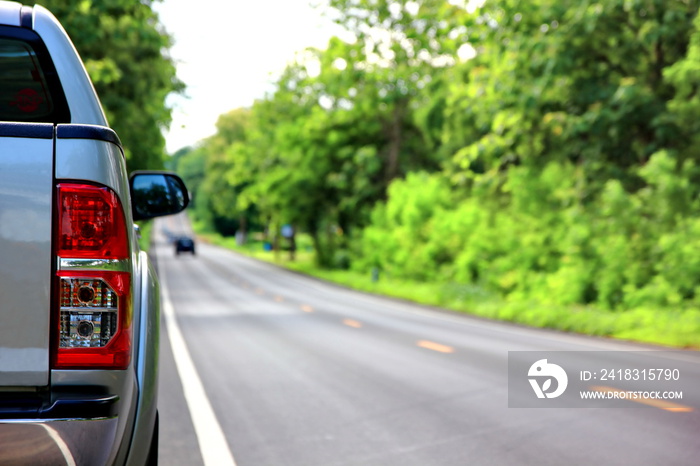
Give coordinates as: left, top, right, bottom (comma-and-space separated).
0, 2, 188, 464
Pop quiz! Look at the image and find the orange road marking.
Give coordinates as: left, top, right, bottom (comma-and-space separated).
342, 319, 362, 328
417, 340, 454, 354
301, 305, 314, 313
590, 386, 694, 412
274, 296, 284, 302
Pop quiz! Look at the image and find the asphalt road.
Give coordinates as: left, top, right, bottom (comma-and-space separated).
154, 215, 700, 466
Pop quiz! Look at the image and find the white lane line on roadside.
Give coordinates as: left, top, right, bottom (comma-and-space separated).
161, 271, 237, 466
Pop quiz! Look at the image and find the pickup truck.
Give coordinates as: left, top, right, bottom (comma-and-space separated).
0, 2, 188, 464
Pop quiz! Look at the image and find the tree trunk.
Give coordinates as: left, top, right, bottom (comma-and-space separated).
385, 98, 407, 183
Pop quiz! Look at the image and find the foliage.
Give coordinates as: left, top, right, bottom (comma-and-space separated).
41, 0, 182, 170
184, 0, 700, 345
170, 109, 256, 235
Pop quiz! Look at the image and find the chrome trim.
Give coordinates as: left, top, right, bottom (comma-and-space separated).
58, 258, 131, 273
0, 418, 119, 465
59, 307, 117, 313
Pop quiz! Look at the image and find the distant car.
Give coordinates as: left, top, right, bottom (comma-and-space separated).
175, 236, 196, 255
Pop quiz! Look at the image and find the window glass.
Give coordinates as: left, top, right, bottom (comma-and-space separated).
0, 37, 55, 121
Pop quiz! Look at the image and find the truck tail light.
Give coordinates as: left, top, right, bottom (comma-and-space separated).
57, 184, 128, 259
53, 183, 132, 370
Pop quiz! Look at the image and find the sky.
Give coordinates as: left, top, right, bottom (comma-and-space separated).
154, 0, 343, 153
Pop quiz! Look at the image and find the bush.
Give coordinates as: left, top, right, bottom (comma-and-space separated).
357, 155, 700, 322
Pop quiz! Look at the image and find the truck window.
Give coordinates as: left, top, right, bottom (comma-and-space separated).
0, 29, 70, 123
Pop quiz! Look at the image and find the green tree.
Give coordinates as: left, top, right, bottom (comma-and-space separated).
169, 144, 208, 225
323, 0, 468, 180
443, 0, 699, 191
42, 0, 182, 170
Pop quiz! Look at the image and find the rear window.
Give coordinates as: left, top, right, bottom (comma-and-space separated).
0, 27, 70, 123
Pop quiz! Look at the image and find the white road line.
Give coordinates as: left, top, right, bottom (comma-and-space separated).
160, 269, 237, 466
41, 425, 76, 466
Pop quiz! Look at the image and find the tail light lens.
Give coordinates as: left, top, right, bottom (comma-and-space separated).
57, 184, 128, 259
54, 183, 132, 370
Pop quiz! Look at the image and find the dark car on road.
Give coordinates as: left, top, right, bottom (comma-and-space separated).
175, 236, 196, 255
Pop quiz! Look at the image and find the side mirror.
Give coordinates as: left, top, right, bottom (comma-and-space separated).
129, 171, 190, 221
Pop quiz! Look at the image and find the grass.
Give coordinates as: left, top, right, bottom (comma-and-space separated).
136, 220, 153, 252
196, 229, 700, 349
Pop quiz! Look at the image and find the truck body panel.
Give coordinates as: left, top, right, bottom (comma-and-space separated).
0, 127, 53, 386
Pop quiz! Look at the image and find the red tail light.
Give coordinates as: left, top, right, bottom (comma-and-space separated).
53, 183, 132, 370
57, 184, 129, 259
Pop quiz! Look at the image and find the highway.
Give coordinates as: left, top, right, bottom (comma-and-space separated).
154, 215, 700, 466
